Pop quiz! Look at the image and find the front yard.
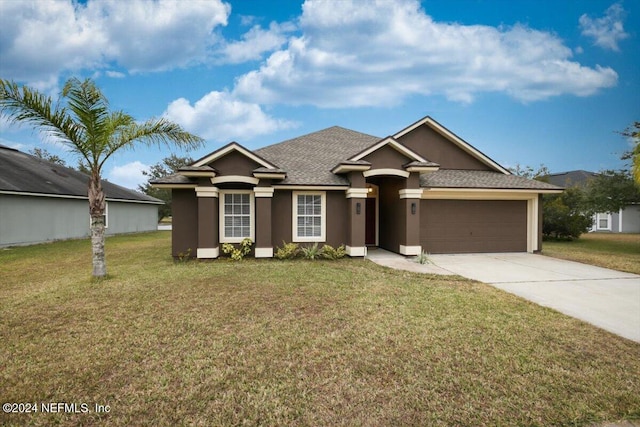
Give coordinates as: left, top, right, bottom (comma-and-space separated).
542, 233, 640, 274
1, 232, 639, 426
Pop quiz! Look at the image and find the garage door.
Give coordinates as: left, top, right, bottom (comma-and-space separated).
420, 200, 527, 253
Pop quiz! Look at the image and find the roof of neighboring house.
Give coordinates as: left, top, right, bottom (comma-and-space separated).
255, 126, 381, 185
422, 170, 562, 190
544, 170, 599, 188
0, 145, 162, 204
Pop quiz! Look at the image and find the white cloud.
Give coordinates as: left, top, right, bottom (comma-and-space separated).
163, 91, 297, 142
234, 0, 618, 107
106, 71, 126, 79
107, 161, 150, 189
0, 0, 230, 87
219, 21, 295, 63
579, 2, 629, 51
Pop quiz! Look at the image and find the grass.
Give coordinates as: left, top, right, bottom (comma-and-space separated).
1, 232, 639, 426
542, 233, 640, 274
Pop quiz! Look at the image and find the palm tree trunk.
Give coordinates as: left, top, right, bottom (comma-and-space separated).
88, 173, 107, 278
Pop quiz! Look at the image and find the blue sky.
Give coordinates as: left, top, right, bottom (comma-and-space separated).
1, 0, 638, 189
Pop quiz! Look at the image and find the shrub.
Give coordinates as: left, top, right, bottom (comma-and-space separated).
321, 244, 346, 260
543, 188, 593, 240
414, 250, 431, 265
221, 238, 253, 261
175, 248, 192, 263
275, 242, 300, 260
301, 242, 321, 260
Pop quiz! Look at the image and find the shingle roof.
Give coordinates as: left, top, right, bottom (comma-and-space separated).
255, 126, 381, 185
421, 170, 563, 190
544, 170, 598, 188
0, 145, 162, 203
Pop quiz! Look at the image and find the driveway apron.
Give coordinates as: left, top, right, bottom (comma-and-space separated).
368, 250, 640, 342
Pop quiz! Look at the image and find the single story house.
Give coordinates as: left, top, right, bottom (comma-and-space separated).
0, 145, 162, 247
545, 170, 640, 233
152, 116, 562, 259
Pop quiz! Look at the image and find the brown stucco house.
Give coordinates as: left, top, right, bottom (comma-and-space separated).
151, 116, 562, 259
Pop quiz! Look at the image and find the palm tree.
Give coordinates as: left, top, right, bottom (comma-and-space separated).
0, 77, 204, 278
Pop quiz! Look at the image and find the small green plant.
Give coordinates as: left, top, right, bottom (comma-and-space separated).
275, 241, 300, 260
175, 248, 192, 263
221, 238, 253, 261
414, 250, 431, 265
301, 242, 321, 260
321, 244, 346, 260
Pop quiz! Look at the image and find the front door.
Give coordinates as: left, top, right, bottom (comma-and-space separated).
365, 197, 376, 246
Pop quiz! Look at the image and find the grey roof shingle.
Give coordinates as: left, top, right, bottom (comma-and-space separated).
421, 170, 563, 190
544, 170, 598, 188
255, 126, 381, 185
0, 145, 162, 203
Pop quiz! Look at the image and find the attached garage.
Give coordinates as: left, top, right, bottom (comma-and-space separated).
420, 199, 528, 253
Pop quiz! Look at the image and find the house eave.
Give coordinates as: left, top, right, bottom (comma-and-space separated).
0, 189, 164, 204
331, 164, 372, 174
150, 183, 198, 189
178, 171, 217, 178
253, 172, 287, 180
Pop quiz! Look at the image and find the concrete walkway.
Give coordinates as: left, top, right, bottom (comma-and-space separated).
366, 249, 640, 342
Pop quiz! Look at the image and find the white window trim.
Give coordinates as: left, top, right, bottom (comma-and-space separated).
89, 202, 108, 229
292, 191, 326, 243
595, 212, 612, 231
219, 190, 255, 243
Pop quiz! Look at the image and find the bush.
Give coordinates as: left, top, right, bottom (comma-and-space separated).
275, 241, 300, 260
301, 243, 321, 260
543, 188, 593, 240
414, 250, 431, 265
321, 244, 346, 260
221, 238, 253, 261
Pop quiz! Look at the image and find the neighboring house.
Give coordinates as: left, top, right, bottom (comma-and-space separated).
152, 116, 562, 259
0, 145, 163, 247
545, 170, 640, 233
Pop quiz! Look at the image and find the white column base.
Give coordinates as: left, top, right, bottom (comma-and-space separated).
346, 245, 367, 257
197, 247, 219, 259
399, 245, 421, 256
255, 247, 274, 258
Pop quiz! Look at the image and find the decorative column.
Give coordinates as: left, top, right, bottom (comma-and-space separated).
398, 184, 422, 256
195, 186, 219, 258
345, 188, 368, 256
254, 186, 274, 258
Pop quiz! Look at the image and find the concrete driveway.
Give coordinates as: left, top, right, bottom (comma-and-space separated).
367, 250, 640, 342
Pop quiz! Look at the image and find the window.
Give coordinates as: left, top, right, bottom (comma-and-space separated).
293, 192, 326, 242
596, 213, 611, 230
89, 202, 108, 229
220, 191, 254, 243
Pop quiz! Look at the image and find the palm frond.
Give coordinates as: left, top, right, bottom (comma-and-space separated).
62, 78, 112, 166
0, 79, 81, 148
99, 117, 204, 169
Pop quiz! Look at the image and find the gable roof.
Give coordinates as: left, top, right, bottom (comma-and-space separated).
394, 116, 510, 174
0, 145, 162, 204
152, 116, 557, 192
544, 170, 598, 188
255, 126, 381, 185
349, 136, 429, 163
193, 141, 280, 170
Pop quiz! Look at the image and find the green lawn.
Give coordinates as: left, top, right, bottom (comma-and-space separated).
1, 232, 639, 426
542, 233, 640, 274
